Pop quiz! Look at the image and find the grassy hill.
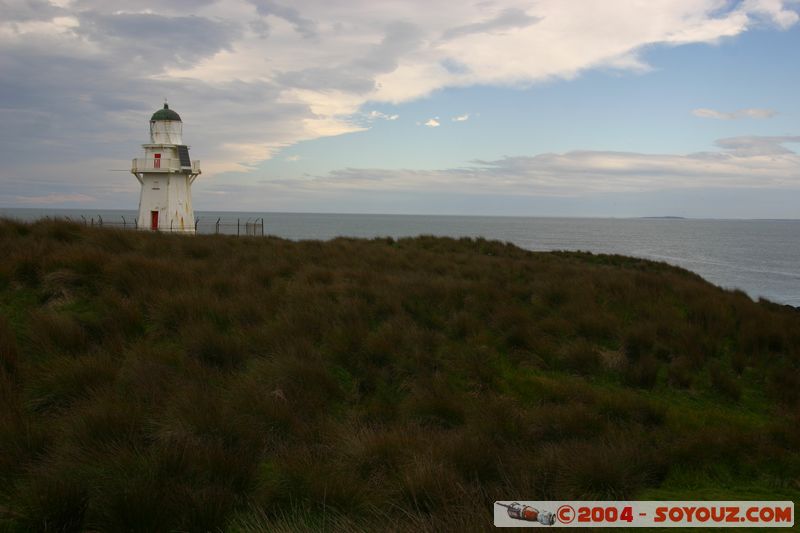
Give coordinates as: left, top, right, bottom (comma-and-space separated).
0, 218, 798, 532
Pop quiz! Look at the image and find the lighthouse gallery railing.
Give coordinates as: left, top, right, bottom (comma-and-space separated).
131, 158, 201, 173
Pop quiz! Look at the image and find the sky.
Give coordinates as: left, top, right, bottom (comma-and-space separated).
1, 0, 799, 218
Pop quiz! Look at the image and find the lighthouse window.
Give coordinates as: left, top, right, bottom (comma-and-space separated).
152, 180, 160, 190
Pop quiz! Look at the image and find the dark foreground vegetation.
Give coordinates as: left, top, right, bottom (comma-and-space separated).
0, 218, 798, 532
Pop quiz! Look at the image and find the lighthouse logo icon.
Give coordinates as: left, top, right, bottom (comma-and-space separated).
496, 502, 556, 526
131, 102, 201, 233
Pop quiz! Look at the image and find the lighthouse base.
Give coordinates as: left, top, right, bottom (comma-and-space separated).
136, 174, 196, 233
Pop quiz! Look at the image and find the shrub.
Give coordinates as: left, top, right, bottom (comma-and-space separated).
56, 389, 149, 449
337, 423, 413, 482
667, 355, 694, 388
401, 382, 465, 429
622, 354, 660, 389
669, 421, 760, 472
0, 315, 18, 378
183, 322, 247, 370
13, 459, 89, 533
0, 393, 51, 485
546, 433, 660, 500
766, 363, 800, 407
399, 454, 463, 514
254, 448, 371, 515
575, 311, 619, 341
227, 504, 371, 533
1, 221, 799, 531
88, 446, 185, 531
730, 350, 748, 376
440, 430, 502, 482
708, 361, 741, 401
261, 352, 345, 413
560, 341, 603, 375
25, 354, 117, 413
12, 253, 42, 287
623, 326, 657, 361
446, 310, 482, 340
28, 311, 88, 355
492, 307, 535, 350
536, 403, 607, 441
597, 391, 666, 427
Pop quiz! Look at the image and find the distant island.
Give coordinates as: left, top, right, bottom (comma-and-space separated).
638, 216, 687, 219
0, 218, 797, 531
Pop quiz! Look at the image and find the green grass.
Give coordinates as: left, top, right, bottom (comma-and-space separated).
0, 218, 798, 532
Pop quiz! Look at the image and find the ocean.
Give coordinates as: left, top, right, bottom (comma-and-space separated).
2, 208, 799, 307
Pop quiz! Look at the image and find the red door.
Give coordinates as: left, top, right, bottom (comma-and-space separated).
150, 210, 159, 230
153, 153, 161, 169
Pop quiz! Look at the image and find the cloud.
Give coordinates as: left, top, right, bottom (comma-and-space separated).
742, 0, 800, 29
14, 193, 97, 205
713, 135, 800, 156
367, 110, 399, 120
247, 0, 318, 39
692, 107, 777, 119
0, 0, 798, 193
423, 118, 440, 127
268, 20, 425, 95
77, 12, 240, 68
287, 136, 800, 196
441, 7, 541, 40
4, 134, 799, 213
452, 113, 470, 122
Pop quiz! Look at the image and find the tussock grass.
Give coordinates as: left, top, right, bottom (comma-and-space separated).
0, 218, 798, 531
0, 315, 18, 379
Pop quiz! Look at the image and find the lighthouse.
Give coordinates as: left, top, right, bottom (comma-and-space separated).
131, 103, 201, 233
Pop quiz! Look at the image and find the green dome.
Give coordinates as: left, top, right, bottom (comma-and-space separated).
150, 103, 182, 122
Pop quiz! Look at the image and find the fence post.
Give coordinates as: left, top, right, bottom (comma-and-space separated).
121, 216, 126, 229
195, 218, 200, 233
134, 218, 138, 229
98, 215, 103, 227
237, 218, 240, 236
216, 217, 220, 234
91, 217, 94, 227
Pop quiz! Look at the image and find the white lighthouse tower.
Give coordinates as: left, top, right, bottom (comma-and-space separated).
131, 103, 201, 233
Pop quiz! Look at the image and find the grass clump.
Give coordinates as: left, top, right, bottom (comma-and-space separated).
0, 218, 798, 531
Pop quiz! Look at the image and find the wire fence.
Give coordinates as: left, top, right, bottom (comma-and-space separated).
57, 215, 265, 236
